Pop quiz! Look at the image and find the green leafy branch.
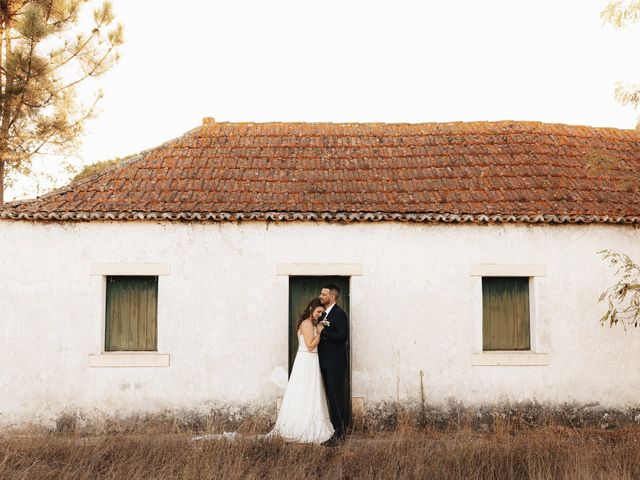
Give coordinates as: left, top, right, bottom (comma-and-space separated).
598, 249, 640, 328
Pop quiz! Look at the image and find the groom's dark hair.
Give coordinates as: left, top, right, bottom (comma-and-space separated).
323, 284, 340, 300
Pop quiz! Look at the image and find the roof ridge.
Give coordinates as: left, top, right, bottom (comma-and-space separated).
203, 119, 639, 132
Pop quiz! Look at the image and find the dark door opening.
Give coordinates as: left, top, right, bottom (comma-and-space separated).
288, 276, 351, 427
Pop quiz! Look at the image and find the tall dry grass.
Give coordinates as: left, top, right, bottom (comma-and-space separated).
2, 426, 640, 479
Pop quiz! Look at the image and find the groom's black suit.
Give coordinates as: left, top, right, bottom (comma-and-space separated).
318, 304, 349, 439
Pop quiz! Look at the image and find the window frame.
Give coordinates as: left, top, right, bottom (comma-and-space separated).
88, 263, 171, 368
469, 264, 548, 366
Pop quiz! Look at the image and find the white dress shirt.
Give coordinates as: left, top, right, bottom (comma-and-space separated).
324, 303, 336, 318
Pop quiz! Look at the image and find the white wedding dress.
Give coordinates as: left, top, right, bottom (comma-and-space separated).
193, 332, 333, 444
268, 332, 334, 443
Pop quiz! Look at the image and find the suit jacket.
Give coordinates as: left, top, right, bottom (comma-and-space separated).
318, 304, 349, 370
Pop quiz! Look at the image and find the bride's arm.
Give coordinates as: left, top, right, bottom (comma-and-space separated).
300, 321, 321, 351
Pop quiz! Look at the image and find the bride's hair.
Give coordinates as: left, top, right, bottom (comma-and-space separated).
296, 298, 323, 330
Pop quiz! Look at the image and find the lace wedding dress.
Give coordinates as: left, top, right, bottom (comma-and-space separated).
193, 332, 334, 444
267, 332, 334, 443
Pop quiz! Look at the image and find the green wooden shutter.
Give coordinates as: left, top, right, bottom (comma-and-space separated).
105, 276, 158, 351
482, 277, 530, 350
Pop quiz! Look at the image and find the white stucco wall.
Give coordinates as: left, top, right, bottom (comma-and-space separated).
1, 220, 639, 426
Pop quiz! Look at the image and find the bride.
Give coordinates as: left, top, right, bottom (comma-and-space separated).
193, 298, 334, 444
268, 298, 334, 443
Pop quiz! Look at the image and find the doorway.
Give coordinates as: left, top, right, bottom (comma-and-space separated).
288, 276, 351, 426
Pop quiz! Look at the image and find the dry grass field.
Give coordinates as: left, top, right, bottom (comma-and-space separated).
2, 425, 640, 479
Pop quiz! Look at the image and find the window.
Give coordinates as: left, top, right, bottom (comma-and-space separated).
482, 277, 530, 351
105, 276, 158, 351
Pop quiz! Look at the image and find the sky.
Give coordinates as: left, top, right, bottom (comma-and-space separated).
6, 0, 640, 200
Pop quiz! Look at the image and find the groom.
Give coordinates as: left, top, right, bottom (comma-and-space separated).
318, 284, 349, 443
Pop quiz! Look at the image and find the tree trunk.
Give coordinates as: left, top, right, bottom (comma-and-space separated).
0, 13, 4, 205
0, 157, 4, 204
0, 11, 12, 206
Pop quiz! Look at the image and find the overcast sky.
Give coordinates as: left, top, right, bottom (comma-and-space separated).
7, 0, 640, 200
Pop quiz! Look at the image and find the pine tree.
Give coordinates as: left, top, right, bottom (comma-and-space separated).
0, 0, 123, 204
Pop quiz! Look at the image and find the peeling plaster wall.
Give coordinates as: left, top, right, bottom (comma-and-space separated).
1, 220, 640, 426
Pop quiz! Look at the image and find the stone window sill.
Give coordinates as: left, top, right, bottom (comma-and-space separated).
471, 351, 548, 366
88, 352, 170, 367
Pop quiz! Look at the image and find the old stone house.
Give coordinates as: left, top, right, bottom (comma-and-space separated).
1, 119, 639, 427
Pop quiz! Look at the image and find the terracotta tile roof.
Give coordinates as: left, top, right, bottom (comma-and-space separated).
2, 120, 640, 224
